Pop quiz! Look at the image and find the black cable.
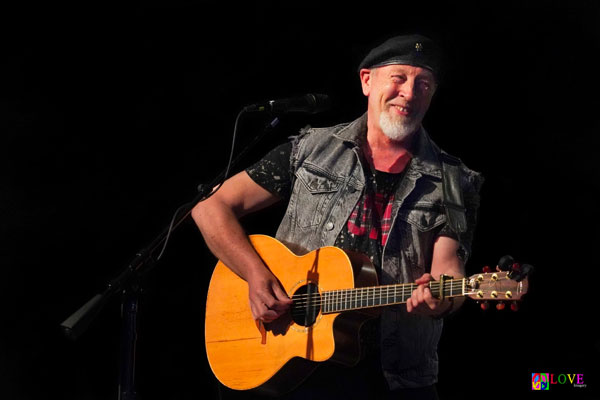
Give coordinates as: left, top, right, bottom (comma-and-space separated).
198, 108, 245, 202
155, 109, 245, 261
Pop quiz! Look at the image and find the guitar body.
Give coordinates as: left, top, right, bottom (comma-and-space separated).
205, 235, 379, 396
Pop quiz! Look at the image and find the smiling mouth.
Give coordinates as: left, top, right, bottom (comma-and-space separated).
389, 104, 411, 116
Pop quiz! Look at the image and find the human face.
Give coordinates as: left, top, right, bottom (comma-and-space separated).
360, 64, 437, 141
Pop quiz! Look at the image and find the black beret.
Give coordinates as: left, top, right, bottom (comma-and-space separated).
358, 34, 443, 78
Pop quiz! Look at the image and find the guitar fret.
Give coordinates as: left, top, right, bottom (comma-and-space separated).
332, 290, 336, 312
401, 284, 405, 302
359, 288, 363, 308
345, 289, 349, 311
360, 287, 364, 308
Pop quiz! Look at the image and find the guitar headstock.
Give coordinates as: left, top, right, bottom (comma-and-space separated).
465, 262, 530, 311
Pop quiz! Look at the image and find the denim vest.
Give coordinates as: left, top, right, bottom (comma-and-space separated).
275, 113, 482, 389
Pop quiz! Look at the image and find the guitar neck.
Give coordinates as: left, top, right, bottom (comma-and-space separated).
320, 278, 466, 314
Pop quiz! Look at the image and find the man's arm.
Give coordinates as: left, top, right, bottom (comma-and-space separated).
406, 236, 466, 316
191, 171, 292, 323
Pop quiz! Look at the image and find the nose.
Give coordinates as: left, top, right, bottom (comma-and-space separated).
398, 78, 416, 101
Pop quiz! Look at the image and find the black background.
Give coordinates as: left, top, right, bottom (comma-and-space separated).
3, 2, 599, 399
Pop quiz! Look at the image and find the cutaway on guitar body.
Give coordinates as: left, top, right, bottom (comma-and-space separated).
204, 235, 380, 396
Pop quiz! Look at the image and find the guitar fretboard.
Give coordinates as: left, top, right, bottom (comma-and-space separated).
319, 279, 465, 314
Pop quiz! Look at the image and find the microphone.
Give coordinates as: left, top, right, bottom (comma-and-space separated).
243, 93, 331, 114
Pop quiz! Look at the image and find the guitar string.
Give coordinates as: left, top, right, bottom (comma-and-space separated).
290, 293, 514, 316
289, 281, 465, 301
288, 276, 512, 304
290, 294, 465, 310
290, 288, 466, 305
289, 282, 466, 303
290, 290, 513, 312
289, 284, 466, 310
287, 277, 515, 315
289, 289, 506, 313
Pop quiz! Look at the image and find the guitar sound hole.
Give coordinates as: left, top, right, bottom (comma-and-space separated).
291, 283, 321, 327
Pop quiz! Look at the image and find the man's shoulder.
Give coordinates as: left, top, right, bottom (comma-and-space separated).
438, 150, 484, 193
297, 114, 367, 145
299, 120, 355, 138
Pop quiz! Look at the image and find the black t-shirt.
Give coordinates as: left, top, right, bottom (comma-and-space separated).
246, 141, 405, 275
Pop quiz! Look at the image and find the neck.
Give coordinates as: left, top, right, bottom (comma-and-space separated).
364, 129, 414, 173
320, 278, 465, 314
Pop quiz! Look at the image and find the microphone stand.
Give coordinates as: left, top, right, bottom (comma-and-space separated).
60, 114, 281, 400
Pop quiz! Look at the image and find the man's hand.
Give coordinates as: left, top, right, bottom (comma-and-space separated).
406, 273, 451, 317
247, 268, 293, 323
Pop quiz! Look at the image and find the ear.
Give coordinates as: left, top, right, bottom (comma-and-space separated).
359, 68, 372, 96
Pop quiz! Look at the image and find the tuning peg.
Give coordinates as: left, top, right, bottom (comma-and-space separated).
497, 255, 515, 271
508, 263, 534, 282
496, 302, 506, 311
510, 302, 520, 312
482, 266, 491, 273
479, 301, 490, 311
521, 263, 534, 277
507, 263, 520, 279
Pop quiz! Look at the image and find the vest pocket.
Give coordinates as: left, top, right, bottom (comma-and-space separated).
292, 164, 342, 228
398, 202, 446, 232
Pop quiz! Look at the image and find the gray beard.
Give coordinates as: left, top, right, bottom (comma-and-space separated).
379, 110, 421, 142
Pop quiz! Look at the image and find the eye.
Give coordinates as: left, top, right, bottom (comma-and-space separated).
391, 75, 407, 83
417, 80, 433, 91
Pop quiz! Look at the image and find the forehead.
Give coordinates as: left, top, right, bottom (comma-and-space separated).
375, 64, 436, 80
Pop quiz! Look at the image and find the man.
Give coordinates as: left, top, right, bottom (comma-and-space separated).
193, 34, 483, 399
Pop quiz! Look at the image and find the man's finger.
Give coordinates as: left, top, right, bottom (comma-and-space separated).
423, 287, 438, 310
271, 283, 293, 308
415, 273, 433, 285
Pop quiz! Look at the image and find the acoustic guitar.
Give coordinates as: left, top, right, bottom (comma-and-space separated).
204, 235, 529, 396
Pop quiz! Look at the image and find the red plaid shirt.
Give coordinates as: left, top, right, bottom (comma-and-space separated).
347, 177, 397, 247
